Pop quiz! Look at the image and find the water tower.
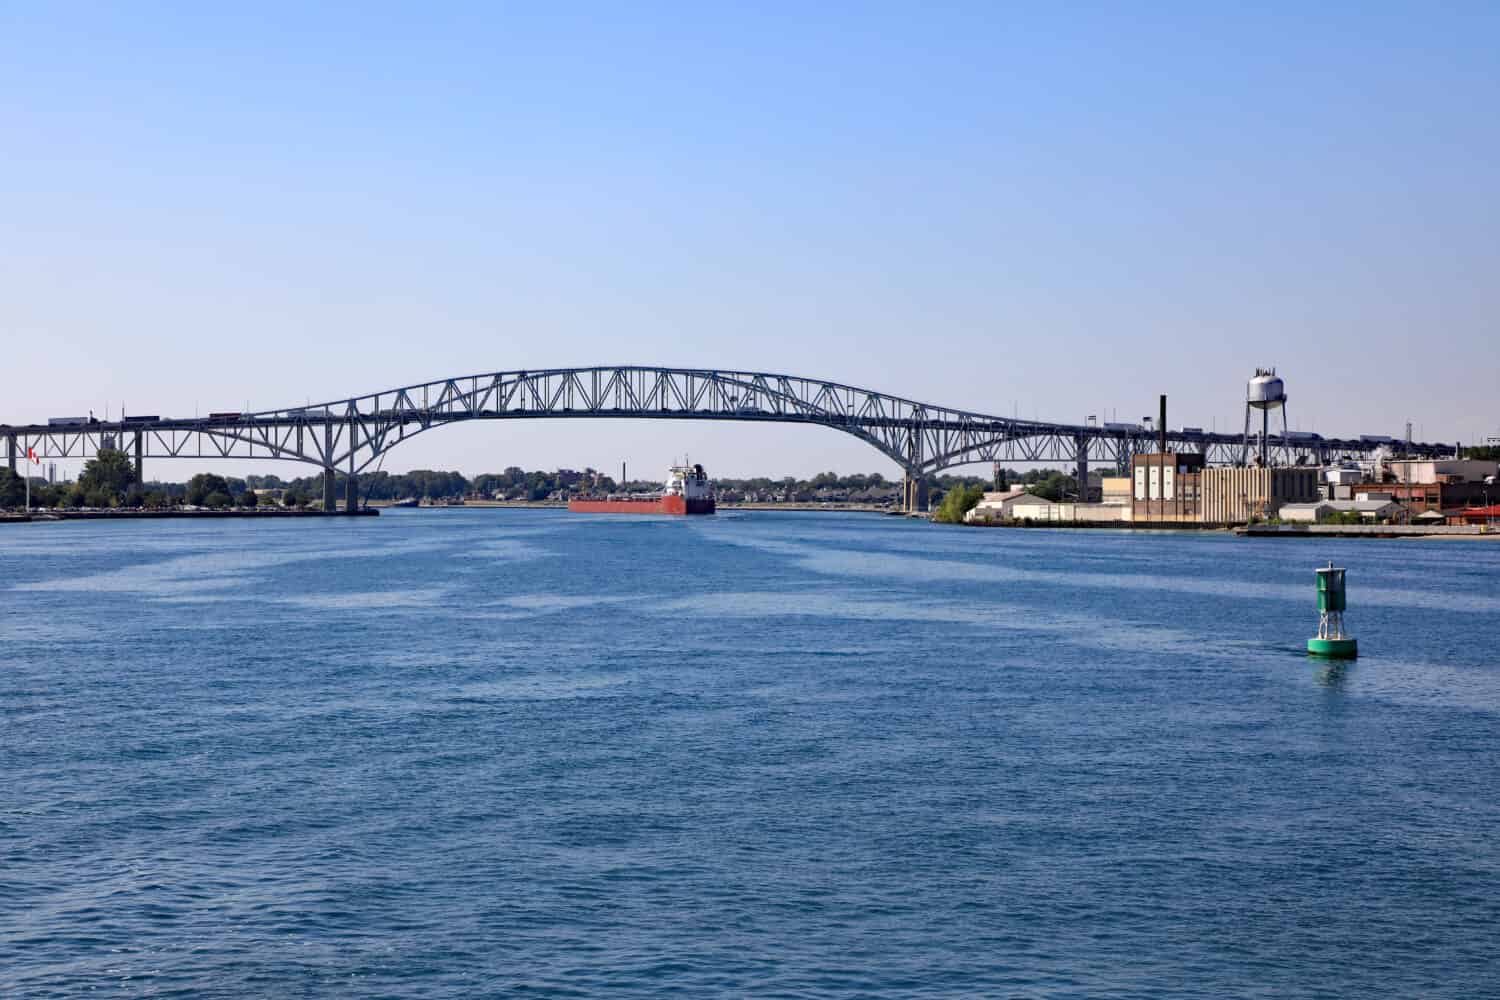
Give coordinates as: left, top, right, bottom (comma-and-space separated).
1242, 368, 1288, 466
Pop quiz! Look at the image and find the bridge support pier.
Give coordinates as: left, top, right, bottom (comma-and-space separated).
902, 473, 928, 513
1074, 435, 1089, 503
134, 430, 144, 485
322, 468, 336, 514
345, 473, 359, 514
6, 434, 14, 475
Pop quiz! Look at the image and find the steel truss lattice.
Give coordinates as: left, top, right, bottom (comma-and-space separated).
3, 366, 1451, 487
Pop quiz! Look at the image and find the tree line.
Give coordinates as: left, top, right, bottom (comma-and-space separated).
0, 448, 1081, 510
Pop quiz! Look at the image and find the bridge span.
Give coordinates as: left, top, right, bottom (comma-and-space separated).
3, 365, 1451, 511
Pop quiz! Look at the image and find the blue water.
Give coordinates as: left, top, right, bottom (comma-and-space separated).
3, 511, 1498, 998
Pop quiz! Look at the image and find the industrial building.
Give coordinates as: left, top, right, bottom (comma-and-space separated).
958, 369, 1485, 529
968, 477, 1134, 524
1007, 499, 1129, 523
1200, 466, 1321, 524
1128, 452, 1205, 523
1452, 504, 1500, 526
1332, 459, 1496, 517
1385, 459, 1496, 485
1100, 477, 1132, 505
1280, 499, 1402, 523
964, 487, 1050, 523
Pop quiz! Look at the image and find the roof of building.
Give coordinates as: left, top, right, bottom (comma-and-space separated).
976, 488, 1046, 506
1282, 499, 1398, 513
1333, 499, 1402, 512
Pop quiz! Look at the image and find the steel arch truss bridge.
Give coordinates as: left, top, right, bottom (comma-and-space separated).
4, 365, 1450, 510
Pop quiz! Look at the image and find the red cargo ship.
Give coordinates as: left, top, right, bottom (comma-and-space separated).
568, 463, 716, 515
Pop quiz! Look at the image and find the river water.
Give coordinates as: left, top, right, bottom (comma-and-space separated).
3, 510, 1498, 997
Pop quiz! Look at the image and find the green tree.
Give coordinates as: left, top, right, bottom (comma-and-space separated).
186, 473, 230, 506
933, 483, 986, 524
204, 491, 232, 509
241, 490, 258, 508
0, 468, 24, 508
1022, 471, 1077, 502
282, 490, 303, 508
11, 478, 62, 509
77, 448, 137, 504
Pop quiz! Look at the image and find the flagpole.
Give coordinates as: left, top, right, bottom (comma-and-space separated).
24, 446, 39, 514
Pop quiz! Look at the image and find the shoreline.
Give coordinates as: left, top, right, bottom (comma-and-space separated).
1236, 523, 1498, 539
370, 500, 895, 514
959, 520, 1498, 539
8, 504, 1491, 538
1, 508, 378, 523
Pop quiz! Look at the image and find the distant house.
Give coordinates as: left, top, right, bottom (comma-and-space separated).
850, 488, 899, 506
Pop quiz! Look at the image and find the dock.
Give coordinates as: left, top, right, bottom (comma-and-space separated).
1237, 523, 1496, 539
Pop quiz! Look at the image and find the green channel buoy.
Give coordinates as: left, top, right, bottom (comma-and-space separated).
1308, 562, 1357, 658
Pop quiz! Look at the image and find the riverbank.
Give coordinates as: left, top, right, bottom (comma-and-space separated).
964, 519, 1229, 531
955, 518, 1499, 538
1237, 523, 1497, 539
368, 499, 893, 513
1, 508, 378, 523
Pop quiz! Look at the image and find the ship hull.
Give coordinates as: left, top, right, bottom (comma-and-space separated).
568, 496, 715, 515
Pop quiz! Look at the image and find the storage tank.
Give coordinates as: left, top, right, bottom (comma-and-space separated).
1242, 367, 1289, 467
1248, 369, 1286, 410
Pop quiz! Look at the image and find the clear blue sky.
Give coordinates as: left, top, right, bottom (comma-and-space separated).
3, 2, 1496, 481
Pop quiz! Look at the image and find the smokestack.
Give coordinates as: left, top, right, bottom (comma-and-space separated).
1159, 394, 1168, 453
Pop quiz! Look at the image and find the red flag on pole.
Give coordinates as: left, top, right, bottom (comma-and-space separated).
27, 447, 40, 464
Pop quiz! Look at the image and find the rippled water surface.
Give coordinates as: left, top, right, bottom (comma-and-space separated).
3, 511, 1499, 997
